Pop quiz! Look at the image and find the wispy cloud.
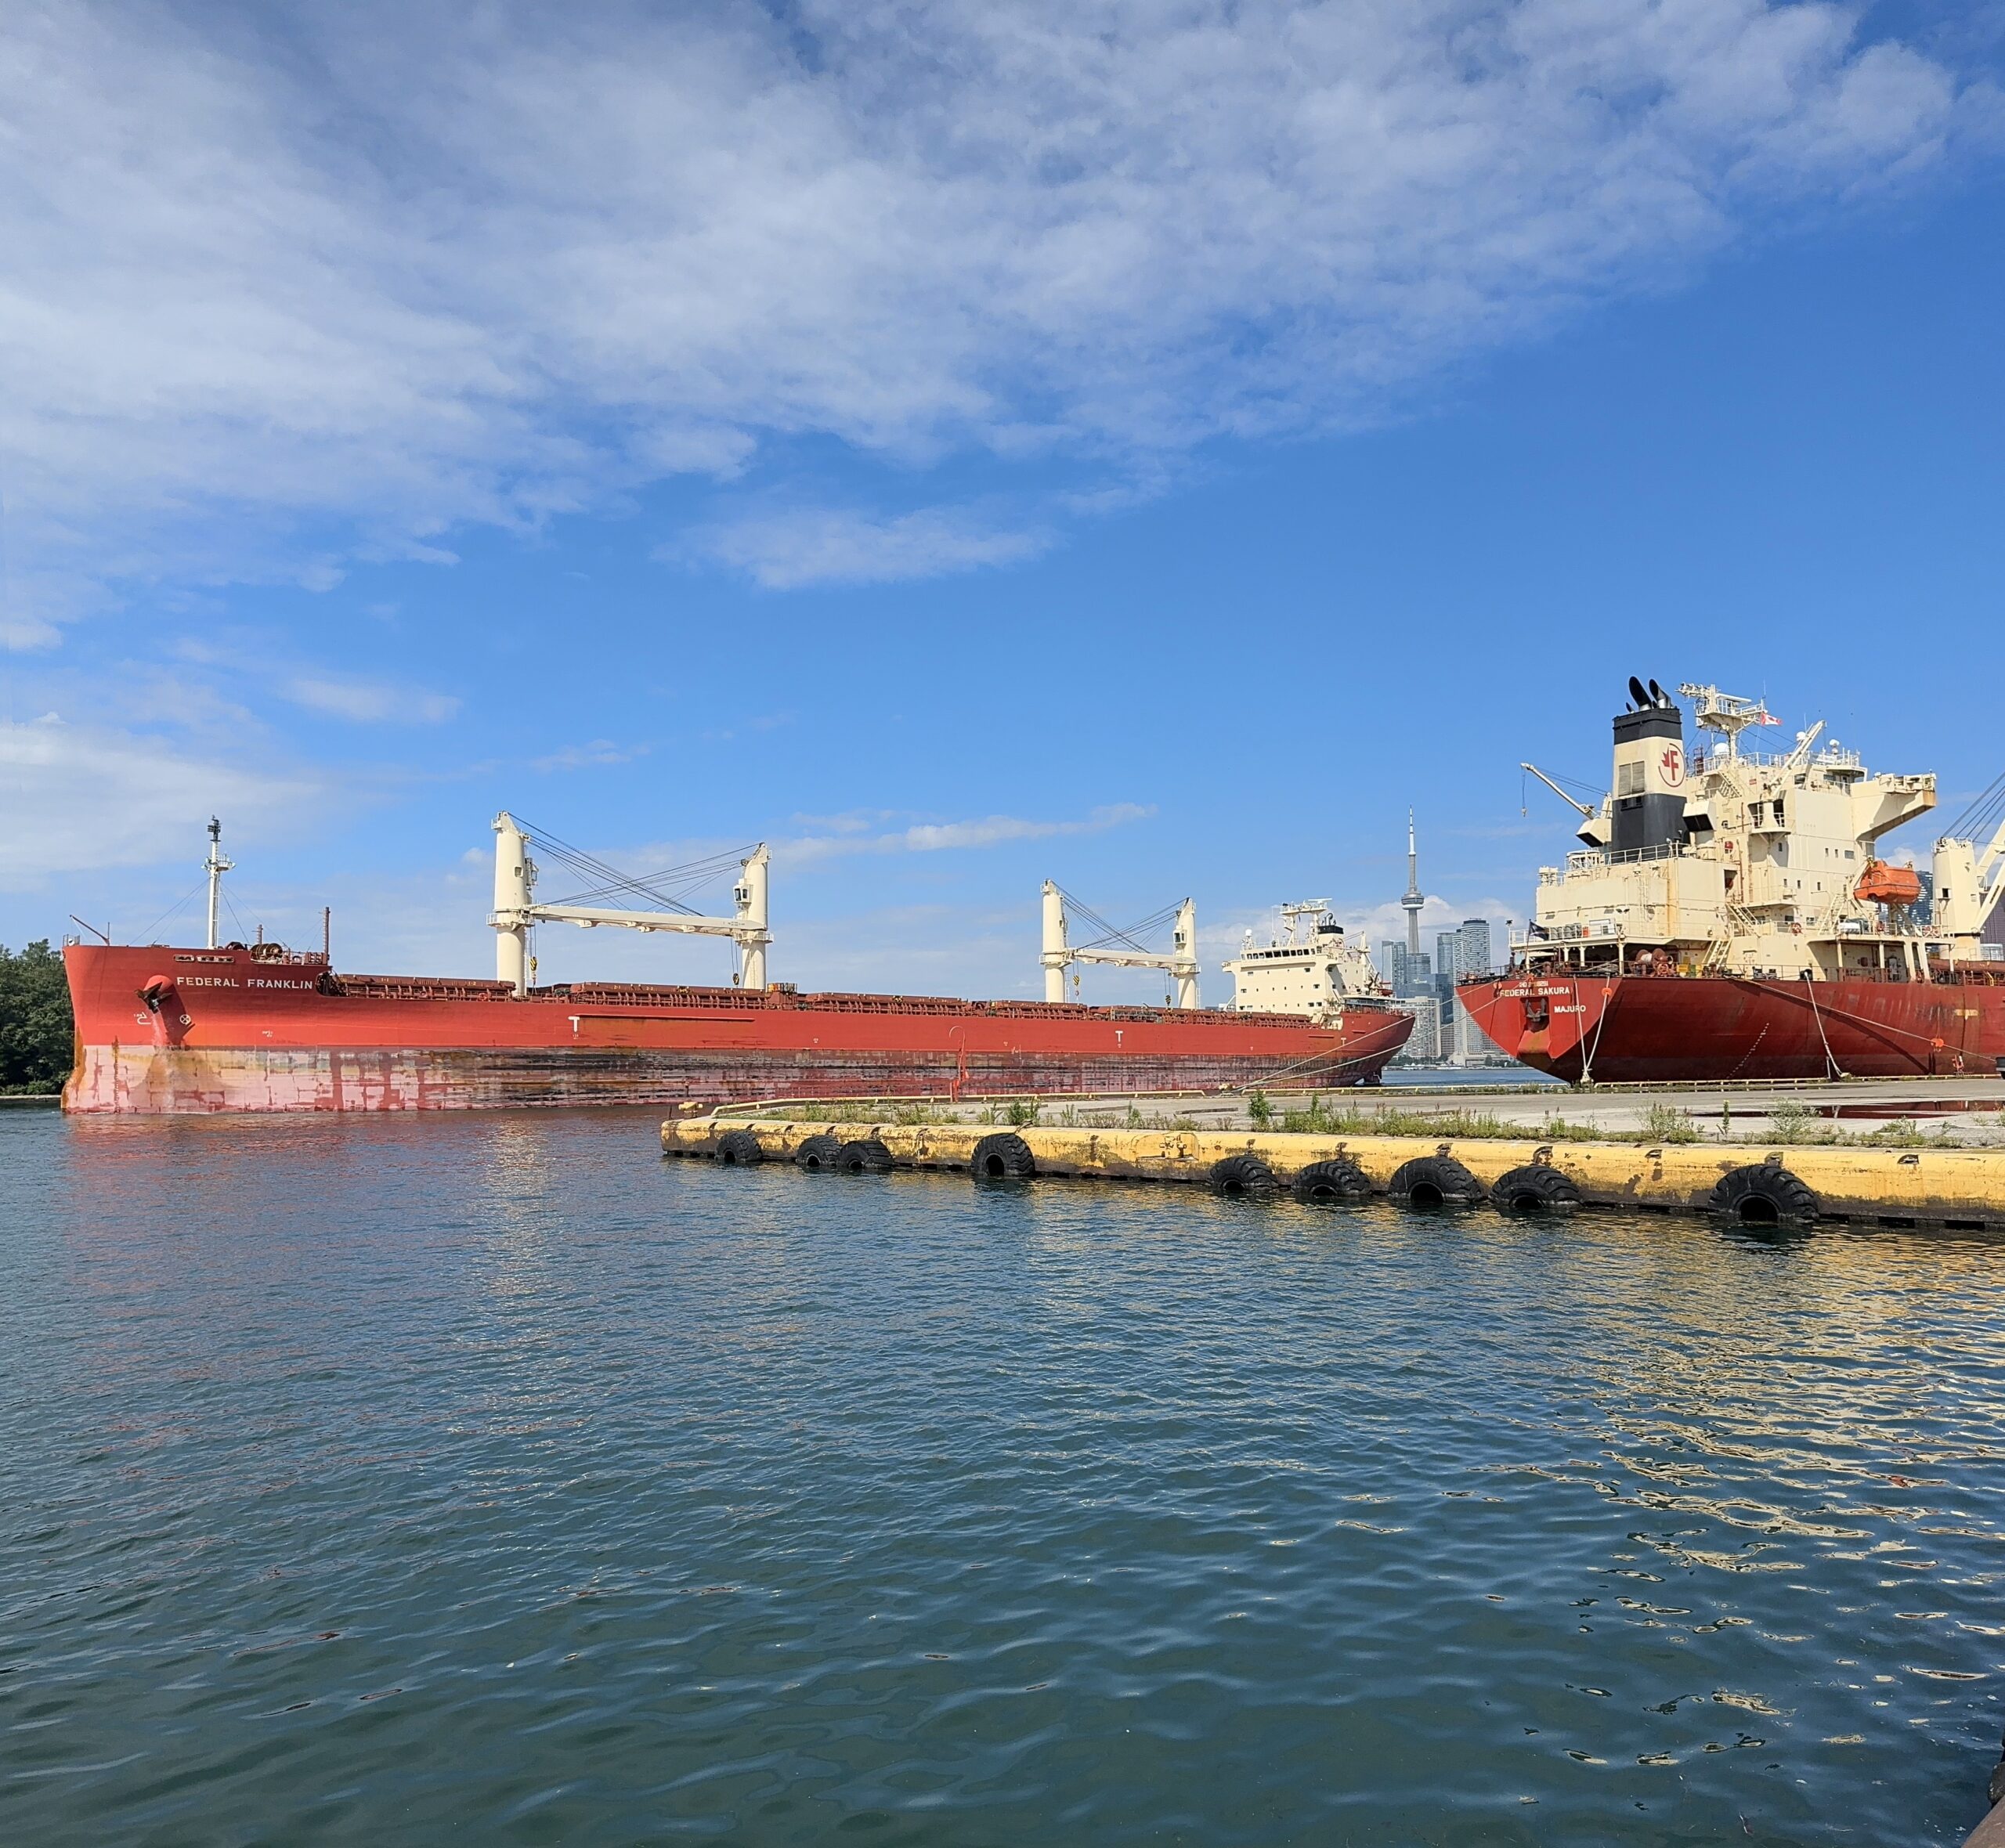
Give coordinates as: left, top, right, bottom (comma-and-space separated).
0, 714, 320, 890
692, 505, 1050, 589
282, 677, 461, 724
531, 738, 652, 772
781, 803, 1152, 864
0, 1, 1977, 629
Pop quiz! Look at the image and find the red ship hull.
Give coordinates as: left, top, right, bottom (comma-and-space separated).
1458, 969, 2005, 1083
63, 944, 1413, 1114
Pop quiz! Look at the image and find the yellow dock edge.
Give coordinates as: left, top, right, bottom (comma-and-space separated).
662, 1117, 2005, 1229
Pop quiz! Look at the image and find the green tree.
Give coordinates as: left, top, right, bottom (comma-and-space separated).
0, 940, 74, 1095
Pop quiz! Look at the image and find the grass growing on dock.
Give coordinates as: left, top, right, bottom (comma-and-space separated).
762, 1100, 966, 1126
717, 1095, 2003, 1149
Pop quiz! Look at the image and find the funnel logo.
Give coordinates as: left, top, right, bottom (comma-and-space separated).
1659, 743, 1685, 788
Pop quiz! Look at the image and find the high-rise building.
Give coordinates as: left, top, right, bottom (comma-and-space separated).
1387, 994, 1441, 1063
1456, 918, 1492, 976
1427, 920, 1496, 1061
1378, 941, 1431, 998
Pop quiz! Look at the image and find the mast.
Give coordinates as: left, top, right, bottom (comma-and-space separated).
1402, 810, 1424, 959
204, 817, 233, 950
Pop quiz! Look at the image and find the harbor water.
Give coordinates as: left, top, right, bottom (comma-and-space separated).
3, 1108, 2002, 1845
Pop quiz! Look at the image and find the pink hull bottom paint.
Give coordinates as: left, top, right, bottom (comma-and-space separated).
63, 1043, 1393, 1114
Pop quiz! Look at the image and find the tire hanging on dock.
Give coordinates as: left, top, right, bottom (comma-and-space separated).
796, 1132, 844, 1173
833, 1136, 894, 1175
970, 1132, 1036, 1181
715, 1130, 765, 1167
1711, 1162, 1819, 1228
1387, 1155, 1483, 1209
1208, 1153, 1279, 1198
1490, 1164, 1581, 1215
1291, 1158, 1371, 1205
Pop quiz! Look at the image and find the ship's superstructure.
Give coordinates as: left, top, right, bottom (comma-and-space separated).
1461, 680, 2005, 1081
1511, 678, 1996, 980
1223, 901, 1391, 1023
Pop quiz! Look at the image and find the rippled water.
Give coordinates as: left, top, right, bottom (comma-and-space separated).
5, 1109, 2004, 1846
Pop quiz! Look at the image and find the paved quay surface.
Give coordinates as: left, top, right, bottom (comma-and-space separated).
718, 1077, 2005, 1146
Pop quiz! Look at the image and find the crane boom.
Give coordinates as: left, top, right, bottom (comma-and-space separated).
1521, 762, 1595, 821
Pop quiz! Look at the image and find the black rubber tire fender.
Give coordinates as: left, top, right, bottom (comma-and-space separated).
1490, 1164, 1581, 1215
970, 1132, 1036, 1181
796, 1132, 844, 1173
1712, 1163, 1819, 1227
1291, 1158, 1371, 1205
715, 1129, 765, 1167
1208, 1153, 1279, 1198
1387, 1155, 1483, 1209
834, 1136, 894, 1175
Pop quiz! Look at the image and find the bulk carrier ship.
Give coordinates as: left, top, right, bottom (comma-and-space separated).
1459, 680, 2005, 1081
63, 814, 1411, 1113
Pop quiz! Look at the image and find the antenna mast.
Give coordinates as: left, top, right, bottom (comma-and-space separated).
204, 818, 233, 950
1401, 810, 1424, 958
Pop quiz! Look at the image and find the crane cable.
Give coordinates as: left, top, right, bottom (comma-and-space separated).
1057, 884, 1182, 955
514, 818, 756, 915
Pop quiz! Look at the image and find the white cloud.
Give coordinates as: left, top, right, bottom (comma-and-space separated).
782, 803, 1153, 863
0, 714, 320, 889
0, 1, 1977, 629
530, 739, 652, 772
282, 677, 461, 724
692, 505, 1050, 589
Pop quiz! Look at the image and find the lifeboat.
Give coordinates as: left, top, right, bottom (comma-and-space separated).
1855, 861, 1924, 907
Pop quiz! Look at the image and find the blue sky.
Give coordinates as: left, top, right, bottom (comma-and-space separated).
2, 1, 2002, 1000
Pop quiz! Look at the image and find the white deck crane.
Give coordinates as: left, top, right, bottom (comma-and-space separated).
491, 812, 771, 998
1040, 881, 1200, 1009
1931, 773, 2005, 947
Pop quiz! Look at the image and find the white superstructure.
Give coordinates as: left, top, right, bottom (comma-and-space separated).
1516, 679, 2005, 979
1223, 901, 1385, 1022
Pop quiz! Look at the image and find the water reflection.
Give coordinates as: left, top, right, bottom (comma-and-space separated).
3, 1108, 2003, 1846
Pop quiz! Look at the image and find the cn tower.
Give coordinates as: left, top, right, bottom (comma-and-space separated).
1401, 810, 1424, 959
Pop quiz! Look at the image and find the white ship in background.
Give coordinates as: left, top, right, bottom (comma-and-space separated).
1223, 901, 1391, 1024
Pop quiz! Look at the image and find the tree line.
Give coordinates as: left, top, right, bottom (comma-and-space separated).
1, 942, 74, 1094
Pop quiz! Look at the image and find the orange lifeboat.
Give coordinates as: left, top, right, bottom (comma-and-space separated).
1855, 861, 1924, 907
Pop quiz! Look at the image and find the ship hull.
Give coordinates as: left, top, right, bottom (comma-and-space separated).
1458, 971, 2005, 1083
63, 945, 1412, 1114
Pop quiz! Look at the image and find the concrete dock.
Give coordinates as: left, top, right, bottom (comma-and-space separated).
1374, 1074, 2005, 1142
663, 1110, 2005, 1231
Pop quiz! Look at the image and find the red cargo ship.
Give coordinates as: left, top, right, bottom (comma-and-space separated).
1459, 677, 2005, 1081
61, 943, 1411, 1113
1460, 967, 2005, 1084
61, 817, 1411, 1113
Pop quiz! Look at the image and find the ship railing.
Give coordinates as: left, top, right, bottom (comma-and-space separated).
1560, 841, 1688, 874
